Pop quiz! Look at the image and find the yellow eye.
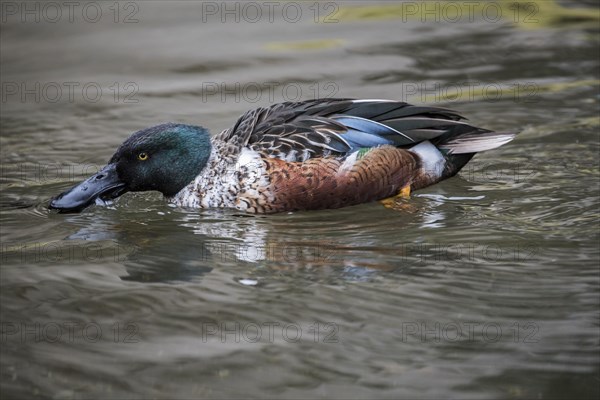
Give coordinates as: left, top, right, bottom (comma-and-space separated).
138, 152, 149, 161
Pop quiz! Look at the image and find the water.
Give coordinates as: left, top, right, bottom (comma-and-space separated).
1, 1, 599, 399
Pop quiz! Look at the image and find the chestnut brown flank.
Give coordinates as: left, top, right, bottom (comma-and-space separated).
264, 145, 420, 212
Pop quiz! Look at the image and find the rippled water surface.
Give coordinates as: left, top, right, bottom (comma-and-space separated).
1, 1, 599, 399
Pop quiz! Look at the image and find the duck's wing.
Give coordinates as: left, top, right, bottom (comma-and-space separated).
216, 98, 500, 162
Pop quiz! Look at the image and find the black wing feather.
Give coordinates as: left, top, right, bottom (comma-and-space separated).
216, 99, 495, 161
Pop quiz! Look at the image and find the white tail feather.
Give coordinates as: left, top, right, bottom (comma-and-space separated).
439, 132, 516, 154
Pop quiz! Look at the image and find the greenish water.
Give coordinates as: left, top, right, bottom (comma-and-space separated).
1, 1, 599, 399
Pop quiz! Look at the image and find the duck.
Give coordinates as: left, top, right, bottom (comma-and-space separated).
49, 98, 517, 213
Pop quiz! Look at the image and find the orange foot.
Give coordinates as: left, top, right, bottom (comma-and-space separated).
381, 185, 416, 211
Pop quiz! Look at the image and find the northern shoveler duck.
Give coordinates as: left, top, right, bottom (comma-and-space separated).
49, 98, 516, 213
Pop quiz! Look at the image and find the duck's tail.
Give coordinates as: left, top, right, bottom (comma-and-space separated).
438, 131, 517, 155
438, 130, 517, 177
409, 131, 517, 189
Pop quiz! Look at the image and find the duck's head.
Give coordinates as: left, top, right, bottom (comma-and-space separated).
49, 123, 211, 213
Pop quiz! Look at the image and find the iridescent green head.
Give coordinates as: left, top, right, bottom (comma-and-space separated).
49, 123, 211, 213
